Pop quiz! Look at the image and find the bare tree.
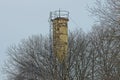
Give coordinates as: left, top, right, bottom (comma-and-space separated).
6, 35, 54, 80
68, 30, 94, 80
6, 28, 97, 80
89, 24, 120, 80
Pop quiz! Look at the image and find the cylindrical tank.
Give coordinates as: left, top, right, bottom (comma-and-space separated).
52, 17, 69, 62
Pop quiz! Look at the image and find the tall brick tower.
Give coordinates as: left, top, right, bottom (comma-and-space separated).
49, 10, 69, 80
50, 10, 69, 62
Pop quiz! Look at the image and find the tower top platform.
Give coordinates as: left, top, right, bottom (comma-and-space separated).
49, 10, 69, 21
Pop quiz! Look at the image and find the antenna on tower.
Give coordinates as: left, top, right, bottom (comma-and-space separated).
59, 8, 61, 17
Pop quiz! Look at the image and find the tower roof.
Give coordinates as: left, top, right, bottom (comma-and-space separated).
49, 10, 69, 21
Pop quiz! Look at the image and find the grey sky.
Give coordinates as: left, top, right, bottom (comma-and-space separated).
0, 0, 95, 79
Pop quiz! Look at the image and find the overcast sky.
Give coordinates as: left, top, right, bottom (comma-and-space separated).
0, 0, 96, 79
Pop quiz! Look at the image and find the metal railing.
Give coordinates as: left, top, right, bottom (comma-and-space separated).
49, 10, 69, 21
